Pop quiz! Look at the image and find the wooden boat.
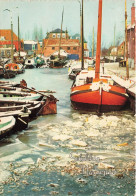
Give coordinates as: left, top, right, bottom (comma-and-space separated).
0, 81, 18, 87
3, 70, 16, 79
70, 0, 128, 113
14, 56, 25, 65
35, 56, 45, 68
0, 66, 4, 78
19, 85, 58, 115
49, 8, 67, 69
0, 109, 30, 132
68, 61, 89, 80
68, 67, 81, 80
24, 58, 37, 69
0, 100, 43, 118
5, 63, 20, 74
0, 90, 43, 101
49, 56, 67, 69
0, 116, 16, 138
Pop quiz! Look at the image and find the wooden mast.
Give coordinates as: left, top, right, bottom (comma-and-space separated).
81, 0, 84, 70
18, 15, 20, 58
58, 7, 64, 59
11, 15, 14, 63
125, 0, 129, 79
113, 24, 116, 62
92, 26, 94, 57
95, 0, 102, 79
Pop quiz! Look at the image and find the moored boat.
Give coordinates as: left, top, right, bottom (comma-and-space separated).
3, 70, 16, 79
0, 110, 30, 132
0, 66, 5, 78
0, 116, 16, 138
0, 100, 43, 118
24, 58, 37, 69
0, 91, 43, 101
70, 0, 128, 113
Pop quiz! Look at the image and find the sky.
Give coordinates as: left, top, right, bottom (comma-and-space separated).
0, 0, 135, 50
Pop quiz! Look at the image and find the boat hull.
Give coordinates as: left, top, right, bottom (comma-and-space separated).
70, 84, 128, 112
0, 116, 16, 139
25, 64, 36, 69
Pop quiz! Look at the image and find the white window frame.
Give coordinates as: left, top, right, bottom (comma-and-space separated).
52, 34, 56, 38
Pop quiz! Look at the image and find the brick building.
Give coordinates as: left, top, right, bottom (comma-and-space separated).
0, 29, 23, 57
127, 3, 136, 68
42, 28, 89, 59
117, 41, 125, 57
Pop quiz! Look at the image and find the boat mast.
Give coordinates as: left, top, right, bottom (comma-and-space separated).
11, 15, 14, 63
81, 0, 84, 70
125, 0, 129, 79
92, 26, 94, 57
114, 24, 116, 62
18, 15, 20, 58
95, 0, 102, 79
58, 7, 64, 59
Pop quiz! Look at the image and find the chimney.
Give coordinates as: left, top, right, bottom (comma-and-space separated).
131, 3, 135, 25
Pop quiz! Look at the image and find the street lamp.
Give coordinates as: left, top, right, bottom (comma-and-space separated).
3, 9, 14, 63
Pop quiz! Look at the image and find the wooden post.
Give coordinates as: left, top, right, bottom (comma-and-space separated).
134, 14, 136, 70
18, 15, 20, 58
11, 19, 14, 63
114, 24, 116, 62
125, 0, 129, 79
95, 0, 102, 78
92, 27, 94, 57
58, 7, 64, 59
81, 0, 84, 70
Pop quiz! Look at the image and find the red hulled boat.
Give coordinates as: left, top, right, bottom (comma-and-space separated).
70, 0, 128, 113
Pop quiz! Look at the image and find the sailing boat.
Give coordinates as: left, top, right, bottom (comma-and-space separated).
70, 0, 128, 112
49, 8, 67, 68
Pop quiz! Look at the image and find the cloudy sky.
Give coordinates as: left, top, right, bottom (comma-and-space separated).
0, 0, 135, 50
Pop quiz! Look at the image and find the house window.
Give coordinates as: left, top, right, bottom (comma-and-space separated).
73, 47, 77, 50
67, 47, 70, 50
62, 34, 65, 38
52, 47, 55, 50
52, 34, 56, 38
57, 34, 60, 38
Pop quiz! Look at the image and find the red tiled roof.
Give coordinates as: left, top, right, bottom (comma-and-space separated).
0, 29, 18, 41
43, 38, 80, 47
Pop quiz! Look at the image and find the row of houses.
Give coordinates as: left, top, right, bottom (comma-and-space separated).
0, 28, 89, 60
110, 3, 135, 68
0, 4, 135, 64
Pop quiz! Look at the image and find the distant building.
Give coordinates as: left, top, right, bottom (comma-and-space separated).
127, 3, 136, 68
24, 40, 37, 51
46, 28, 69, 39
42, 28, 89, 59
117, 42, 125, 57
0, 29, 23, 57
24, 40, 38, 56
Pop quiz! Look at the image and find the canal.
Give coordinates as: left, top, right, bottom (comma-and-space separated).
0, 68, 135, 196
